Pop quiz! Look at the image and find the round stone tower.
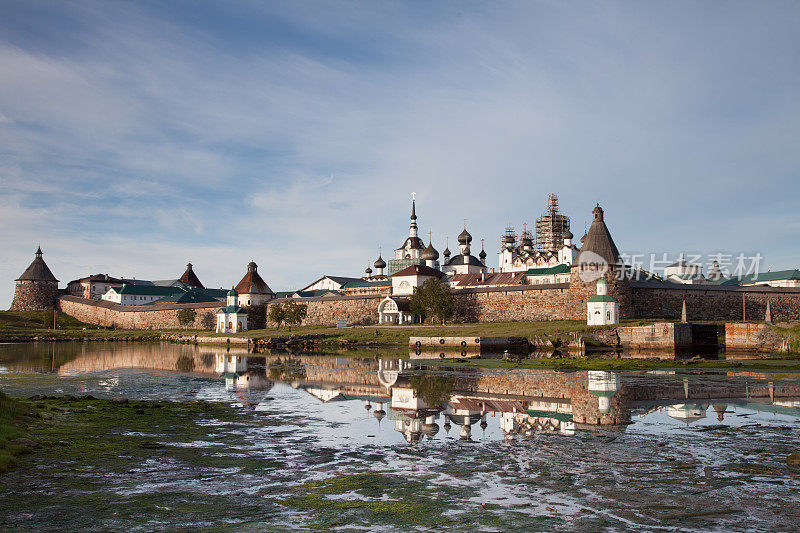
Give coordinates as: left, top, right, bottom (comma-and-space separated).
10, 246, 59, 311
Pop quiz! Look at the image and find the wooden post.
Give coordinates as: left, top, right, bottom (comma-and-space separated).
742, 293, 746, 322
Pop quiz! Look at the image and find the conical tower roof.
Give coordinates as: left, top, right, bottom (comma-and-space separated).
16, 247, 58, 282
234, 261, 274, 295
179, 262, 204, 289
578, 205, 620, 266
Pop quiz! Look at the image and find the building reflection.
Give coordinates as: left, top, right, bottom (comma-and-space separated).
243, 354, 800, 443
8, 342, 799, 442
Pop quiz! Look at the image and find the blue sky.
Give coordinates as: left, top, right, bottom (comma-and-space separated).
1, 1, 799, 306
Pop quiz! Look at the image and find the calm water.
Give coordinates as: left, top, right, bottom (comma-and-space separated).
1, 342, 799, 531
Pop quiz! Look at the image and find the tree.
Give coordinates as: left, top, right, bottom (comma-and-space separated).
269, 301, 308, 329
410, 373, 453, 408
176, 308, 197, 328
284, 301, 308, 326
410, 278, 454, 324
268, 303, 286, 329
199, 312, 216, 330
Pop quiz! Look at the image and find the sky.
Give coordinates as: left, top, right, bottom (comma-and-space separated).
1, 1, 799, 306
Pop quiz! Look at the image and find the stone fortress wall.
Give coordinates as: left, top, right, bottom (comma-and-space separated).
58, 296, 221, 330
57, 276, 800, 329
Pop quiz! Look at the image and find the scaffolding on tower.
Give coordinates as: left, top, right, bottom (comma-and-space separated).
535, 193, 571, 253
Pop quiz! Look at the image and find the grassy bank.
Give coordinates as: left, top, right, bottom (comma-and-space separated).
0, 391, 36, 471
199, 318, 669, 346
0, 311, 182, 341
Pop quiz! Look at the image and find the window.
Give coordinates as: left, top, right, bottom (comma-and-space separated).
607, 312, 611, 320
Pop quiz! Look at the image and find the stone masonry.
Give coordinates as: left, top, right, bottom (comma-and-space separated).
11, 280, 59, 311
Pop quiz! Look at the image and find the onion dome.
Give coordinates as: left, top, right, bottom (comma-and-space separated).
227, 286, 238, 297
458, 228, 472, 245
365, 265, 372, 275
563, 229, 573, 240
443, 246, 451, 258
420, 242, 439, 261
479, 249, 487, 260
373, 408, 386, 421
374, 255, 386, 269
421, 422, 439, 437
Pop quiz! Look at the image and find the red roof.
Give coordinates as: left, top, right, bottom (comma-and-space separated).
392, 264, 445, 278
235, 263, 274, 295
179, 263, 204, 289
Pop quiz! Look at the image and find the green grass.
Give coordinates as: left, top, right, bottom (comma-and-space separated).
0, 310, 189, 340
197, 318, 672, 346
771, 324, 800, 353
0, 390, 36, 472
283, 472, 458, 529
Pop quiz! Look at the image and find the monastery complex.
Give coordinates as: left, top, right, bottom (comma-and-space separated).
10, 193, 800, 330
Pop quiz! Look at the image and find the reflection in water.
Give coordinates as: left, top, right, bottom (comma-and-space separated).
2, 342, 800, 531
2, 343, 800, 444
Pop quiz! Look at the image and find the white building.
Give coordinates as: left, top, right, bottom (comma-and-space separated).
390, 264, 445, 296
587, 371, 620, 414
586, 279, 619, 326
378, 296, 415, 324
664, 256, 704, 284
101, 284, 184, 305
216, 288, 248, 333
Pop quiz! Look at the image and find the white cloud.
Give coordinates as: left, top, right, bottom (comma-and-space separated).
1, 2, 799, 307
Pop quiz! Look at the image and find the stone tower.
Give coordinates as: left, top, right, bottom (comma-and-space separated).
10, 247, 59, 311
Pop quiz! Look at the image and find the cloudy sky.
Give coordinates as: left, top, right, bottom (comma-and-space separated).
1, 1, 799, 306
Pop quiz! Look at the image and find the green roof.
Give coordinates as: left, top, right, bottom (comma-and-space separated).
274, 291, 295, 299
526, 410, 573, 423
218, 305, 246, 314
196, 288, 228, 298
295, 290, 340, 298
112, 285, 185, 296
150, 290, 219, 304
740, 269, 800, 284
524, 264, 571, 277
589, 389, 619, 397
588, 294, 618, 303
340, 280, 392, 288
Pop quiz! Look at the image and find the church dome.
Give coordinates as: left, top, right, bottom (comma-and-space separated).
479, 248, 487, 259
365, 265, 373, 275
227, 287, 238, 297
563, 229, 573, 240
458, 228, 472, 245
374, 255, 386, 269
420, 243, 439, 261
443, 246, 451, 257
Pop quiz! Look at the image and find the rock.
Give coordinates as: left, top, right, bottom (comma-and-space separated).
10, 438, 41, 449
788, 453, 800, 467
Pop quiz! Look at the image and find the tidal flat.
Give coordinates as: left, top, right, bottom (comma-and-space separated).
1, 342, 799, 531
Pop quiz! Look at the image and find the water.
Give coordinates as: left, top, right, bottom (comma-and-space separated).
1, 342, 799, 531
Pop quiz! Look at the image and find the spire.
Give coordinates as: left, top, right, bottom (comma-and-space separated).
36, 245, 43, 258
409, 193, 418, 238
